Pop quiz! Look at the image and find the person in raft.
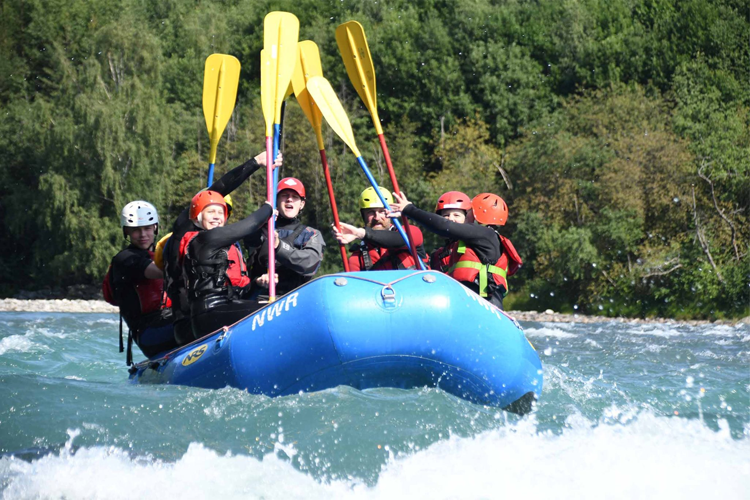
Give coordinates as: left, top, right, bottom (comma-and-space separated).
388, 191, 522, 310
103, 201, 178, 363
332, 186, 427, 271
153, 193, 235, 271
428, 191, 472, 270
178, 190, 276, 340
244, 177, 325, 298
163, 152, 282, 343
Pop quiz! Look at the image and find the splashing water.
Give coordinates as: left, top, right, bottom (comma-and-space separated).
1, 313, 748, 499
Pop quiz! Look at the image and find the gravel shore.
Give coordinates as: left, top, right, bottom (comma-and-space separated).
0, 299, 118, 314
1, 298, 745, 326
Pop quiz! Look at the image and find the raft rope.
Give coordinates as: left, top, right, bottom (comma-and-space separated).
327, 270, 521, 325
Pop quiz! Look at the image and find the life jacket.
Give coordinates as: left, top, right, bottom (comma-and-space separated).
253, 221, 317, 294
162, 234, 188, 316
179, 231, 250, 301
430, 243, 452, 273
102, 268, 116, 306
446, 233, 522, 297
102, 250, 168, 315
351, 241, 420, 271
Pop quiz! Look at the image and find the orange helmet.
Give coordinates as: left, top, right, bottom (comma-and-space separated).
471, 193, 508, 226
277, 177, 306, 198
435, 191, 471, 213
190, 190, 227, 220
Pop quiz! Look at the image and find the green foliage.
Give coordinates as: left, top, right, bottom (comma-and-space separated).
0, 0, 747, 319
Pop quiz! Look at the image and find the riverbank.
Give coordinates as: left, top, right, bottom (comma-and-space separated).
1, 298, 746, 326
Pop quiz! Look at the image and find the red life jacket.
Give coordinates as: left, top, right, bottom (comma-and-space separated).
102, 267, 116, 305
348, 225, 427, 271
446, 234, 522, 297
179, 231, 250, 294
349, 242, 420, 271
102, 251, 169, 314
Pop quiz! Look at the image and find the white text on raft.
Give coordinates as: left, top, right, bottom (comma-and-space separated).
461, 285, 509, 322
251, 292, 299, 331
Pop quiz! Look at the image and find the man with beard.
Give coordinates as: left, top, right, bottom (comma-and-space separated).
333, 186, 427, 271
245, 177, 325, 297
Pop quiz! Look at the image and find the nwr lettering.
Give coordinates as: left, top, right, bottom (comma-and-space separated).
252, 293, 299, 331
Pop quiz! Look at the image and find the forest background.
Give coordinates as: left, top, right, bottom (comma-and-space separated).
0, 0, 748, 319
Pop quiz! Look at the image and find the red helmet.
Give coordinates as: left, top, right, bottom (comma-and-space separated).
277, 177, 306, 198
190, 190, 227, 220
435, 191, 471, 213
471, 193, 508, 226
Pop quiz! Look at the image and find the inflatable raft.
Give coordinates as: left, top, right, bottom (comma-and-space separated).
129, 270, 543, 414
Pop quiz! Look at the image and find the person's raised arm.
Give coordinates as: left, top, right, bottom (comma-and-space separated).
193, 203, 274, 257
391, 191, 492, 245
208, 152, 283, 196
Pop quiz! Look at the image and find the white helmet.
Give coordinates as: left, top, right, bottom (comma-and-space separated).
120, 200, 159, 230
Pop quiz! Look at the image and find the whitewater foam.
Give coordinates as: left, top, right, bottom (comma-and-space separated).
2, 413, 748, 500
525, 327, 577, 339
0, 335, 48, 356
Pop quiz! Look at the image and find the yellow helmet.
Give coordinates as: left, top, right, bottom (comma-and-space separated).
224, 194, 234, 219
359, 186, 393, 209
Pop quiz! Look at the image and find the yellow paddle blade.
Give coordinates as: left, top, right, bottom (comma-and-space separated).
260, 49, 274, 136
263, 11, 299, 126
284, 79, 295, 99
335, 20, 382, 135
202, 54, 241, 162
306, 76, 360, 158
291, 41, 325, 150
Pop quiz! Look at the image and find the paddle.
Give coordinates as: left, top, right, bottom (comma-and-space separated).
335, 21, 425, 270
305, 76, 416, 256
291, 41, 350, 271
261, 11, 299, 301
202, 54, 241, 186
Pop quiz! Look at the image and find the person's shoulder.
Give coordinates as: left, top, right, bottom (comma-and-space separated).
299, 225, 324, 242
303, 225, 323, 237
469, 223, 497, 238
112, 246, 146, 263
111, 246, 152, 277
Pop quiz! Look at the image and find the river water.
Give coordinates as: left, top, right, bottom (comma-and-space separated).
0, 312, 748, 499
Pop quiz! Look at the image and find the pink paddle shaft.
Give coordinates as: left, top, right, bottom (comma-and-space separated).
377, 134, 423, 268
266, 136, 276, 300
320, 149, 349, 271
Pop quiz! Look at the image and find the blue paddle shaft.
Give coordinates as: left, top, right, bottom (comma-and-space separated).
356, 156, 414, 254
207, 163, 215, 187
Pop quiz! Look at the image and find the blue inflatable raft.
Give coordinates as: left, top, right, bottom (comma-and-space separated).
129, 270, 543, 414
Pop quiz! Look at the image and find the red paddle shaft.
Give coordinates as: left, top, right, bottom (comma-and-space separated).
266, 136, 276, 301
377, 134, 423, 269
319, 150, 350, 271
